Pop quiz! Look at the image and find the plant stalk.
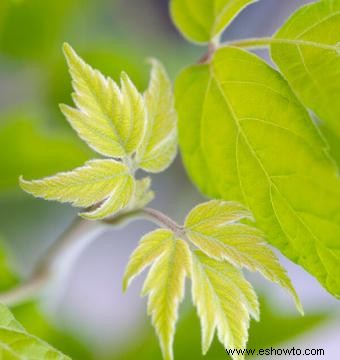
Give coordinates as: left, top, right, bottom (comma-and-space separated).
0, 207, 183, 306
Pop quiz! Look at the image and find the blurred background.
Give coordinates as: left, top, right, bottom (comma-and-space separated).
0, 0, 339, 359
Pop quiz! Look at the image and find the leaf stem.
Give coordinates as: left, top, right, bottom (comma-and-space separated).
0, 207, 183, 306
197, 37, 338, 64
224, 37, 338, 52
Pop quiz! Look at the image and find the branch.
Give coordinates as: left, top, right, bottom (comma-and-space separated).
197, 36, 338, 64
224, 37, 337, 52
0, 207, 183, 306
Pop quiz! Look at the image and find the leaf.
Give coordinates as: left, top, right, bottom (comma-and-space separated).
170, 0, 258, 44
124, 229, 191, 360
62, 43, 146, 157
20, 159, 134, 219
185, 200, 302, 312
176, 46, 340, 298
271, 0, 340, 137
191, 251, 258, 359
123, 229, 174, 290
136, 59, 177, 173
127, 177, 155, 211
0, 303, 70, 359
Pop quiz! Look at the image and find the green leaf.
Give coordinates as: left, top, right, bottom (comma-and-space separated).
62, 43, 146, 157
0, 303, 70, 359
185, 201, 302, 313
20, 159, 134, 220
127, 177, 155, 211
191, 251, 258, 359
176, 46, 340, 298
124, 229, 191, 360
170, 0, 258, 44
271, 0, 340, 137
123, 229, 174, 290
136, 59, 177, 173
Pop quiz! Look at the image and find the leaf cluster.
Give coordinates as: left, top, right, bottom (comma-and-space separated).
20, 44, 177, 220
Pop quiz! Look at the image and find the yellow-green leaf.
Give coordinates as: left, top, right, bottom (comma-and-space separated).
123, 229, 174, 291
62, 43, 146, 157
20, 159, 133, 219
185, 200, 302, 313
127, 177, 155, 211
185, 200, 253, 230
176, 45, 340, 299
271, 0, 340, 137
136, 59, 177, 172
81, 174, 135, 220
191, 251, 258, 359
0, 303, 70, 359
170, 0, 258, 44
142, 236, 191, 360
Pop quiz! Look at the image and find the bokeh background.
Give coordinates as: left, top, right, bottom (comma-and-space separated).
0, 0, 339, 359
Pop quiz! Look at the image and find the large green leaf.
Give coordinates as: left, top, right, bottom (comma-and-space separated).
271, 0, 340, 136
176, 46, 340, 298
0, 303, 70, 359
170, 0, 257, 44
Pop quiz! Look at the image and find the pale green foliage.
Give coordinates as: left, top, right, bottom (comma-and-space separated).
127, 177, 155, 211
0, 303, 70, 359
136, 59, 177, 172
124, 201, 300, 360
20, 44, 177, 219
20, 159, 129, 208
124, 229, 191, 360
191, 251, 258, 357
271, 0, 340, 137
170, 0, 258, 43
20, 159, 135, 219
62, 43, 146, 157
185, 201, 303, 314
176, 46, 340, 298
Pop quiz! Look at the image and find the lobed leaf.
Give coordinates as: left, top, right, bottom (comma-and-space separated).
62, 43, 146, 157
176, 46, 340, 298
0, 303, 70, 359
136, 59, 177, 173
127, 177, 155, 211
124, 229, 191, 360
271, 0, 340, 137
142, 237, 191, 360
20, 159, 134, 219
185, 201, 302, 313
123, 229, 174, 291
191, 251, 258, 359
81, 173, 135, 220
170, 0, 258, 43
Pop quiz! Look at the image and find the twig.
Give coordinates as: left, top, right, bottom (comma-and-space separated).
197, 36, 338, 64
0, 207, 183, 306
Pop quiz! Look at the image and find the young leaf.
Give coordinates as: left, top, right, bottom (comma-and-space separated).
185, 201, 302, 312
0, 303, 70, 359
271, 0, 340, 136
176, 46, 340, 298
123, 229, 174, 290
170, 0, 258, 44
62, 43, 146, 157
136, 59, 177, 173
81, 173, 134, 220
127, 177, 155, 211
20, 159, 134, 219
191, 251, 258, 358
124, 229, 191, 360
